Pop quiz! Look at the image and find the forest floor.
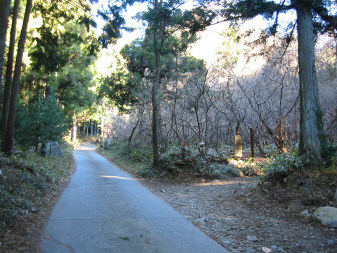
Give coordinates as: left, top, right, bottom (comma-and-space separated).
0, 178, 72, 253
140, 176, 337, 253
0, 144, 75, 253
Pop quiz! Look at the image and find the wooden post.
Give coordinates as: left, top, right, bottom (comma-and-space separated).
235, 134, 243, 158
250, 128, 255, 158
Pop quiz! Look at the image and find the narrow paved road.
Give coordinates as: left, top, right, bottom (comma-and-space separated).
41, 143, 228, 253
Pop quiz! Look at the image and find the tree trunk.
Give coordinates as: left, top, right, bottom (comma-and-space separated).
128, 119, 140, 145
0, 0, 11, 87
95, 121, 98, 137
152, 48, 161, 169
296, 6, 324, 164
71, 113, 77, 142
101, 112, 105, 138
151, 0, 162, 169
3, 0, 33, 154
1, 0, 20, 151
250, 128, 255, 158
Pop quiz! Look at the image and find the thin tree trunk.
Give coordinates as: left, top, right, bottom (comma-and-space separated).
152, 48, 161, 169
1, 0, 20, 151
250, 128, 255, 158
296, 6, 324, 164
0, 0, 11, 86
128, 119, 140, 145
101, 112, 105, 138
3, 0, 33, 154
152, 0, 162, 169
71, 113, 77, 142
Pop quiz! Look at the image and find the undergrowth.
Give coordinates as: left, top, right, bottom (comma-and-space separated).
99, 140, 252, 179
0, 141, 74, 230
259, 151, 304, 182
255, 148, 337, 208
98, 140, 153, 175
259, 144, 337, 183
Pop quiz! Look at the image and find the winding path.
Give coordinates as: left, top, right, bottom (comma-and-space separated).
41, 143, 227, 253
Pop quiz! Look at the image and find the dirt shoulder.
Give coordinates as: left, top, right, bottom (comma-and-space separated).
140, 176, 337, 253
0, 151, 76, 253
0, 176, 73, 253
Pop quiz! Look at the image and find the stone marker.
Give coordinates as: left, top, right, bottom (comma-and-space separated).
104, 138, 113, 148
235, 134, 243, 158
43, 141, 63, 157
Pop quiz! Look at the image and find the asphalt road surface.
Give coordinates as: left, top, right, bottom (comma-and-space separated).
41, 143, 228, 253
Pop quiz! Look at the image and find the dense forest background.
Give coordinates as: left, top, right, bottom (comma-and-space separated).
0, 0, 336, 169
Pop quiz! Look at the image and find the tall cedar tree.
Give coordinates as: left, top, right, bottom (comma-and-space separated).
151, 0, 166, 169
1, 0, 20, 151
27, 0, 99, 142
191, 0, 336, 164
3, 0, 33, 154
0, 0, 11, 86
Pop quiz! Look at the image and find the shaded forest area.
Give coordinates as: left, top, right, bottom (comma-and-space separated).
0, 0, 336, 251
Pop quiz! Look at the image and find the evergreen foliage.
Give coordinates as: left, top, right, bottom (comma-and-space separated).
97, 4, 127, 47
15, 95, 67, 149
99, 70, 139, 111
260, 151, 304, 181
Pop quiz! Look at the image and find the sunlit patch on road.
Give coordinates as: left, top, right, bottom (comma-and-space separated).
74, 143, 97, 151
101, 175, 136, 180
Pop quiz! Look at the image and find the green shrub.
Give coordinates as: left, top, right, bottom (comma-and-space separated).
99, 140, 153, 174
260, 152, 303, 181
322, 141, 337, 167
101, 141, 241, 179
238, 158, 261, 176
159, 145, 211, 175
222, 164, 244, 177
199, 163, 220, 178
159, 146, 234, 178
15, 95, 67, 149
240, 165, 260, 176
